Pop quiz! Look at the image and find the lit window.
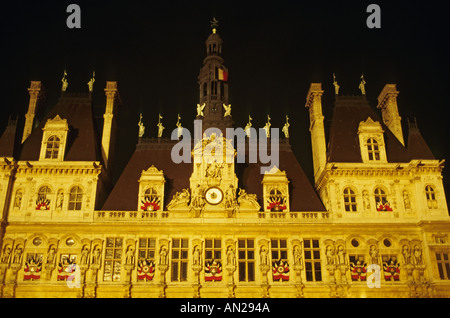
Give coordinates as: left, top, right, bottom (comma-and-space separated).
103, 238, 123, 282
36, 186, 51, 210
141, 188, 160, 211
367, 138, 380, 161
304, 239, 322, 282
343, 188, 357, 212
45, 136, 60, 159
238, 239, 255, 282
375, 187, 392, 211
171, 238, 189, 282
271, 239, 289, 282
68, 187, 83, 211
425, 185, 438, 209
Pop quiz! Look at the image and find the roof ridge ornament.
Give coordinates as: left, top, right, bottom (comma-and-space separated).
359, 74, 366, 95
210, 17, 219, 34
61, 70, 68, 92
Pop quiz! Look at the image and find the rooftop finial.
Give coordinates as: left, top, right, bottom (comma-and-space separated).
210, 17, 219, 34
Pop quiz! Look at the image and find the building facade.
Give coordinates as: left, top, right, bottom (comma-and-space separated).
0, 25, 449, 298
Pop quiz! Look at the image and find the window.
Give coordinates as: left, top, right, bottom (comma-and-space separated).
349, 255, 367, 281
238, 239, 255, 282
271, 239, 288, 261
57, 254, 77, 281
304, 239, 322, 282
375, 187, 392, 211
382, 255, 400, 281
425, 186, 438, 209
343, 188, 357, 212
36, 186, 51, 210
103, 238, 123, 282
68, 186, 83, 211
205, 239, 221, 261
271, 239, 289, 282
138, 238, 156, 261
24, 253, 43, 281
367, 138, 380, 161
436, 252, 450, 280
45, 136, 60, 159
171, 238, 188, 282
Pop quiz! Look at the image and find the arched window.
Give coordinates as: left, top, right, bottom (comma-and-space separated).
343, 188, 357, 212
36, 186, 51, 210
68, 186, 83, 211
267, 189, 286, 212
374, 187, 392, 211
45, 136, 60, 159
144, 188, 159, 202
141, 188, 160, 211
425, 185, 438, 209
367, 138, 380, 161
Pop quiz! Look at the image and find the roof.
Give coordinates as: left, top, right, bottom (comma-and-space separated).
406, 119, 435, 160
102, 138, 326, 212
327, 95, 415, 163
0, 118, 18, 157
19, 93, 100, 162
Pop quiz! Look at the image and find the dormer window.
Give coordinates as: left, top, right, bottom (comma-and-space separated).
45, 136, 60, 159
367, 138, 380, 161
39, 115, 69, 161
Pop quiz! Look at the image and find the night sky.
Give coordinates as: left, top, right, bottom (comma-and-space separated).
1, 1, 449, 197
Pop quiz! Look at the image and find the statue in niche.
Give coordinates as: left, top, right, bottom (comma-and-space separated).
223, 103, 232, 117
244, 115, 252, 138
336, 245, 347, 265
282, 116, 290, 138
402, 245, 411, 265
56, 191, 64, 210
13, 190, 22, 209
326, 245, 335, 265
206, 162, 223, 185
1, 245, 11, 264
157, 114, 164, 138
260, 246, 268, 266
46, 245, 56, 264
159, 245, 168, 265
412, 245, 423, 265
368, 245, 380, 265
225, 185, 237, 209
80, 246, 90, 265
193, 246, 201, 266
362, 190, 371, 210
293, 245, 303, 266
226, 246, 235, 266
191, 185, 205, 209
403, 190, 411, 210
125, 246, 135, 265
196, 103, 206, 117
12, 245, 23, 264
138, 113, 145, 138
92, 246, 101, 265
263, 115, 271, 138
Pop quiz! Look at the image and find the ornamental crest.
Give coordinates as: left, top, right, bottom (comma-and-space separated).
205, 260, 222, 281
272, 260, 290, 281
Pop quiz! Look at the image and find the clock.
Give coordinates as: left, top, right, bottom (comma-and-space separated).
205, 187, 224, 205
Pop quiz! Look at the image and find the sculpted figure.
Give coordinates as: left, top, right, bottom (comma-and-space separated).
226, 246, 235, 266
293, 245, 303, 266
1, 246, 11, 264
125, 246, 135, 265
260, 246, 268, 266
326, 245, 335, 265
160, 245, 168, 265
223, 103, 232, 117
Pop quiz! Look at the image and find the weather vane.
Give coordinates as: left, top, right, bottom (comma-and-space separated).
210, 17, 219, 33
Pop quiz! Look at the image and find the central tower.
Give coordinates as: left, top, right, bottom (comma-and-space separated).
197, 19, 233, 133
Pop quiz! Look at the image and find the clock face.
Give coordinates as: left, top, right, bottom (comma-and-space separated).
205, 187, 224, 205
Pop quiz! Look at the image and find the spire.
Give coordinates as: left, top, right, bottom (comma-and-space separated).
197, 18, 232, 133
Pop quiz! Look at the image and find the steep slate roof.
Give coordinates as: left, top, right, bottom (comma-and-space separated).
0, 118, 18, 157
406, 120, 435, 160
327, 95, 414, 163
102, 138, 326, 212
19, 93, 100, 162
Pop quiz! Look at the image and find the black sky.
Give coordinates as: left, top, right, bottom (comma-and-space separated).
1, 0, 449, 195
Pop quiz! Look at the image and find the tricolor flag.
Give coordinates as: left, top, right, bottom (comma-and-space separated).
216, 67, 228, 82
137, 259, 155, 281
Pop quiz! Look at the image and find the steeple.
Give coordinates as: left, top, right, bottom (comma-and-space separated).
197, 18, 232, 133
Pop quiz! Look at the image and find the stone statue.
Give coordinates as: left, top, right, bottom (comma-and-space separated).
159, 245, 168, 265
226, 245, 235, 266
368, 245, 379, 265
61, 70, 68, 92
56, 191, 64, 210
225, 185, 237, 209
1, 246, 11, 264
263, 115, 271, 138
282, 115, 290, 138
87, 71, 95, 92
223, 103, 232, 117
92, 246, 101, 265
157, 114, 164, 138
403, 190, 411, 210
167, 188, 190, 209
293, 245, 303, 266
193, 246, 201, 266
333, 73, 340, 95
244, 115, 252, 138
326, 245, 335, 265
80, 246, 89, 265
47, 245, 56, 264
138, 113, 145, 138
359, 74, 366, 95
197, 103, 206, 117
363, 190, 370, 210
336, 245, 347, 265
13, 191, 22, 209
176, 114, 183, 139
12, 246, 23, 264
402, 245, 411, 265
191, 185, 205, 209
237, 188, 260, 210
125, 246, 135, 265
260, 246, 268, 266
412, 245, 423, 265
